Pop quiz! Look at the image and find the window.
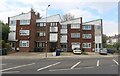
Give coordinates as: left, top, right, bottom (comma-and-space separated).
40, 23, 46, 27
36, 23, 46, 27
20, 30, 29, 36
82, 25, 91, 30
19, 40, 29, 47
50, 22, 57, 27
10, 42, 15, 47
61, 25, 67, 29
61, 29, 67, 33
37, 32, 46, 36
82, 43, 91, 48
99, 43, 101, 48
20, 20, 30, 25
36, 42, 45, 47
60, 35, 67, 43
71, 33, 80, 38
71, 24, 80, 29
96, 26, 101, 30
83, 34, 92, 39
36, 23, 40, 26
50, 27, 58, 32
10, 20, 16, 26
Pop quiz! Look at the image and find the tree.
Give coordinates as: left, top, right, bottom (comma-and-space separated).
102, 34, 109, 48
62, 13, 75, 21
113, 42, 120, 51
0, 21, 10, 42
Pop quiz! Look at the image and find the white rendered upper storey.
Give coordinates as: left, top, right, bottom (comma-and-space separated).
83, 19, 103, 52
8, 12, 31, 41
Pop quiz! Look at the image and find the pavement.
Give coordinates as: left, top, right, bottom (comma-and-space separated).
1, 52, 118, 59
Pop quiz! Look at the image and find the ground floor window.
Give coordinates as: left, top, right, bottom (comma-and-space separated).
19, 40, 29, 47
61, 44, 67, 48
82, 43, 91, 48
36, 42, 45, 47
10, 42, 15, 47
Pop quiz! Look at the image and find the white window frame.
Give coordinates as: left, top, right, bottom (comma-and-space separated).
40, 22, 46, 27
71, 33, 80, 38
36, 42, 45, 47
20, 20, 30, 25
19, 40, 29, 47
19, 30, 30, 36
82, 43, 91, 48
71, 24, 80, 29
10, 20, 16, 26
61, 25, 67, 29
96, 26, 101, 30
61, 29, 67, 34
50, 27, 58, 32
50, 22, 57, 27
37, 32, 46, 36
83, 34, 92, 39
82, 25, 91, 30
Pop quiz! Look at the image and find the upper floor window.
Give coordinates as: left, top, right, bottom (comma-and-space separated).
83, 34, 92, 39
10, 20, 16, 26
71, 33, 80, 38
96, 26, 101, 30
19, 40, 29, 47
19, 30, 29, 36
50, 27, 58, 32
71, 24, 80, 29
37, 32, 46, 37
82, 25, 91, 30
82, 43, 91, 48
37, 23, 46, 27
20, 20, 30, 25
61, 25, 67, 29
50, 22, 57, 27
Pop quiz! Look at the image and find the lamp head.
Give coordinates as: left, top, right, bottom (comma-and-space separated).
48, 5, 50, 7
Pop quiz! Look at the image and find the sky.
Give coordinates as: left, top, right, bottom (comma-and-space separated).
0, 0, 119, 36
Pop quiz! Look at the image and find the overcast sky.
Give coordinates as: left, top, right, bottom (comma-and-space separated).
0, 0, 119, 36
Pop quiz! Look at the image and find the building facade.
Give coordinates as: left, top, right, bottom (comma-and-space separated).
107, 34, 119, 45
8, 10, 103, 52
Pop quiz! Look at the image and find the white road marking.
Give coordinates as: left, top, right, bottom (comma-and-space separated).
37, 62, 61, 71
0, 63, 35, 72
113, 59, 119, 65
2, 71, 20, 73
70, 61, 81, 69
49, 66, 95, 72
97, 60, 99, 67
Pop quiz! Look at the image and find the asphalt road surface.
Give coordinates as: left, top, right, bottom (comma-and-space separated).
1, 56, 119, 74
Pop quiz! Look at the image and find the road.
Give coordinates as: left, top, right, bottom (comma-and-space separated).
1, 56, 119, 75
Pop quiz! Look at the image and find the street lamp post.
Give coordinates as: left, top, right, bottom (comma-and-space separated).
45, 5, 50, 58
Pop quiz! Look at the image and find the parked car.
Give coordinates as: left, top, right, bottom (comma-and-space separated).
73, 48, 82, 54
99, 48, 107, 55
107, 49, 115, 54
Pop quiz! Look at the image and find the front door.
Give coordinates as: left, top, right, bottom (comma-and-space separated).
50, 42, 57, 52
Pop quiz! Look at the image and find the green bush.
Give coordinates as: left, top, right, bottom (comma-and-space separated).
81, 48, 85, 53
1, 40, 12, 55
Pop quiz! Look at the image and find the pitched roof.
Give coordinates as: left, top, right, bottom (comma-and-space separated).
36, 14, 62, 22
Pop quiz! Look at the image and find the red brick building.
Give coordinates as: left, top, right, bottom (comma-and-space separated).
8, 10, 103, 52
